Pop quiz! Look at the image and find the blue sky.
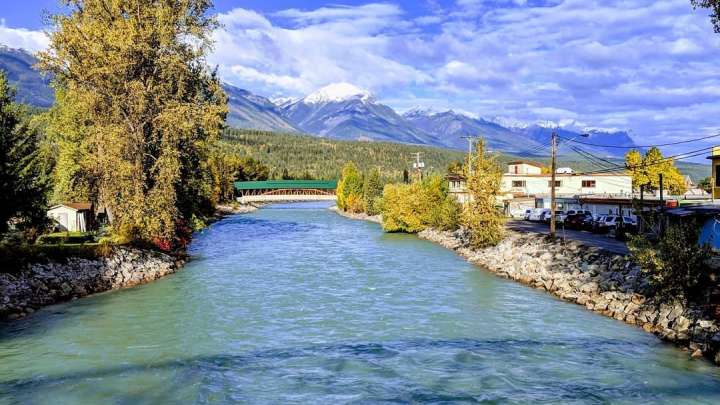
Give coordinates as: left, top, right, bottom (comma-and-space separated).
1, 0, 719, 155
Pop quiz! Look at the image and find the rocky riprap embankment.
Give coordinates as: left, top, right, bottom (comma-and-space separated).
419, 228, 720, 364
0, 247, 181, 321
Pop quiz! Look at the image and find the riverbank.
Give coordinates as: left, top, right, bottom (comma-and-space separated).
0, 204, 260, 321
0, 247, 182, 320
215, 203, 259, 217
329, 206, 382, 224
331, 207, 720, 364
419, 228, 720, 364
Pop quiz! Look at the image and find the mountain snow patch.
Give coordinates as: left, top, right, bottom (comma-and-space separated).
304, 82, 375, 104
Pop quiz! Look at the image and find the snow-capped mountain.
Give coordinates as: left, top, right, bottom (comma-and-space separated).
280, 83, 433, 145
0, 45, 638, 157
403, 109, 546, 154
519, 125, 637, 157
224, 84, 299, 133
302, 82, 375, 104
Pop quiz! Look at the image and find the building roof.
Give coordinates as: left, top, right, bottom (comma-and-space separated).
50, 202, 92, 211
507, 160, 543, 168
234, 180, 338, 190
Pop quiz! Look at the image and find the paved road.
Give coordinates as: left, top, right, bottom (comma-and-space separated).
507, 219, 629, 255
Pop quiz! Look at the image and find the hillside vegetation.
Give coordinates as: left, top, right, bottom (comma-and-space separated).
221, 128, 710, 182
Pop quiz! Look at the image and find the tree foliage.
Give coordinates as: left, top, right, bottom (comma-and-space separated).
698, 176, 712, 193
363, 168, 384, 216
629, 220, 713, 303
207, 148, 268, 203
692, 0, 720, 32
625, 147, 686, 195
462, 139, 505, 248
38, 0, 228, 249
381, 175, 459, 233
337, 162, 364, 213
0, 72, 50, 239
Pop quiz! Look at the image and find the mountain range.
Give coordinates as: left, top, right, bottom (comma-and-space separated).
0, 45, 637, 157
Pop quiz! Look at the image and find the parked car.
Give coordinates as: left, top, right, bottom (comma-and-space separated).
616, 216, 639, 235
544, 211, 565, 224
565, 213, 593, 230
593, 215, 621, 233
529, 208, 549, 222
565, 209, 592, 217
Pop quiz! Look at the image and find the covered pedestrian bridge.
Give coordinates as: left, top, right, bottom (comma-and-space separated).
234, 180, 338, 204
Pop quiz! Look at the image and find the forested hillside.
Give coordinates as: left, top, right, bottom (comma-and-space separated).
221, 129, 467, 181
221, 128, 710, 182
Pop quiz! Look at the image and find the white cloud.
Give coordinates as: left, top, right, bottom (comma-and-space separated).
0, 22, 48, 52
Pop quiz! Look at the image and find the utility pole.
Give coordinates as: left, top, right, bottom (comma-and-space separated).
550, 129, 558, 238
411, 152, 425, 181
659, 173, 665, 237
461, 136, 479, 175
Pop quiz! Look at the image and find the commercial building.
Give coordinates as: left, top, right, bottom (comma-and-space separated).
501, 161, 632, 198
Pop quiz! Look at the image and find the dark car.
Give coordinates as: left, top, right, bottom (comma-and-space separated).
565, 213, 593, 230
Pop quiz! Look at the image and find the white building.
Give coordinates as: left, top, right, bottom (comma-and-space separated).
446, 162, 634, 212
501, 161, 632, 197
47, 203, 93, 232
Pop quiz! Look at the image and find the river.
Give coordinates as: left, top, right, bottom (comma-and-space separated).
1, 202, 720, 403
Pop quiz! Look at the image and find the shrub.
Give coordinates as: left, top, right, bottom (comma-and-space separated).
36, 232, 95, 245
629, 220, 713, 303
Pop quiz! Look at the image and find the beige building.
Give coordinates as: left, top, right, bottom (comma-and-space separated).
446, 161, 633, 209
501, 161, 632, 197
47, 203, 93, 232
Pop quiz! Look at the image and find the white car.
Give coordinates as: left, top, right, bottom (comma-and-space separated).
529, 208, 550, 222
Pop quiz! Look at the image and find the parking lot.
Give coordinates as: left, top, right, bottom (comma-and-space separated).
507, 219, 629, 255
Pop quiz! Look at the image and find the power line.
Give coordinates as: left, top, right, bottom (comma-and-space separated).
558, 133, 720, 149
573, 146, 714, 176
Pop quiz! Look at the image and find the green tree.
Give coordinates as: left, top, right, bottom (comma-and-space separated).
626, 147, 686, 195
699, 177, 712, 193
0, 72, 50, 238
38, 0, 228, 249
337, 162, 364, 213
629, 220, 713, 303
462, 139, 505, 248
362, 168, 383, 215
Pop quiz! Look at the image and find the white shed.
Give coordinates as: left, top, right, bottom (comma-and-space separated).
47, 203, 93, 232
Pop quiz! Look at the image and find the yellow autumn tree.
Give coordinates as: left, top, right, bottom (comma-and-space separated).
336, 162, 364, 213
625, 147, 686, 195
38, 0, 228, 249
462, 139, 505, 248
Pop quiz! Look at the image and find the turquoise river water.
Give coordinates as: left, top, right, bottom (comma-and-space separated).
2, 202, 720, 404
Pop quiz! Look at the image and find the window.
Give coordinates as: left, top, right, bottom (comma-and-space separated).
582, 180, 596, 188
716, 166, 720, 187
512, 180, 526, 188
548, 180, 561, 187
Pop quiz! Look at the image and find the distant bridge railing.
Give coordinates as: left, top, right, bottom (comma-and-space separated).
234, 180, 338, 204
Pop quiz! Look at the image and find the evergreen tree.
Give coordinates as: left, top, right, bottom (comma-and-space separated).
38, 0, 228, 249
0, 72, 50, 237
362, 168, 383, 215
462, 139, 505, 248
